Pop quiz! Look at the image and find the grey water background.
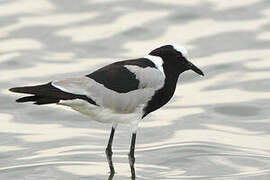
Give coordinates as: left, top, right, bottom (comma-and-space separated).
1, 0, 270, 179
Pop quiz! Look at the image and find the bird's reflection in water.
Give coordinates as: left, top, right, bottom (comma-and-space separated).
108, 172, 114, 180
130, 163, 136, 179
107, 164, 136, 180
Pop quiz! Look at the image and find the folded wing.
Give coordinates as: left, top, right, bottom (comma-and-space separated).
10, 58, 165, 113
53, 60, 165, 113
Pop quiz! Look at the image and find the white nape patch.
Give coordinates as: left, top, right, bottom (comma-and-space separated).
144, 55, 165, 76
172, 44, 188, 58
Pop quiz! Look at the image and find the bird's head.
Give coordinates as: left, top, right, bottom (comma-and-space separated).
149, 44, 204, 76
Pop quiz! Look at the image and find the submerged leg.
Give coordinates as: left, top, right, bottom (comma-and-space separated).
129, 121, 138, 178
129, 133, 137, 178
106, 123, 117, 174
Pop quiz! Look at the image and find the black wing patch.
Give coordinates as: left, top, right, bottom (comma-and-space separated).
86, 58, 156, 93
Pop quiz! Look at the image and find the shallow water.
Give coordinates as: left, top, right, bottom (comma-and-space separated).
1, 0, 270, 179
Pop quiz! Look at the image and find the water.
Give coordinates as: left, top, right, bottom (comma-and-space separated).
1, 0, 270, 179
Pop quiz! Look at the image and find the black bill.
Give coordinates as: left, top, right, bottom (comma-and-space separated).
187, 61, 204, 76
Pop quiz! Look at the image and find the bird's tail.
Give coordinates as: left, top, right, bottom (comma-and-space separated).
9, 82, 97, 105
9, 83, 61, 105
9, 84, 49, 95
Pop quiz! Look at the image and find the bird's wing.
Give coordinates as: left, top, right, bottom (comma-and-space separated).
52, 58, 165, 113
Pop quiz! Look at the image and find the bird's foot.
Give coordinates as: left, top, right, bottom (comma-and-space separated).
128, 153, 135, 166
128, 153, 136, 178
106, 148, 115, 174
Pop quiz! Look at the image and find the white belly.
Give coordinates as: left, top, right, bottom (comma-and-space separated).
57, 99, 143, 124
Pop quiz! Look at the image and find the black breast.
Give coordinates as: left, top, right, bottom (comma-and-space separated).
142, 72, 179, 118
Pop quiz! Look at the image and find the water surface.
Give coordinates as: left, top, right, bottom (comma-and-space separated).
1, 0, 270, 179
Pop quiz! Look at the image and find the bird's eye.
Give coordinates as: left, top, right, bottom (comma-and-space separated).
176, 55, 183, 59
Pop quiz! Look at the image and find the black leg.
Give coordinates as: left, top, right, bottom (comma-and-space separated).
106, 126, 116, 174
128, 133, 136, 178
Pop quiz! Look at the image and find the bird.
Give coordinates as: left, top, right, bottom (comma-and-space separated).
9, 44, 204, 178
